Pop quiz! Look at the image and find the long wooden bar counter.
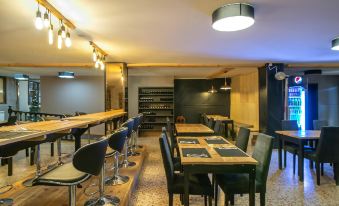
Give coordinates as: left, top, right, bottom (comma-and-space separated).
0, 110, 126, 146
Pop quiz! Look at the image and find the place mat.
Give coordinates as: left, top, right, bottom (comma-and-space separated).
0, 131, 39, 139
204, 137, 227, 144
214, 148, 248, 157
178, 138, 199, 144
182, 148, 211, 158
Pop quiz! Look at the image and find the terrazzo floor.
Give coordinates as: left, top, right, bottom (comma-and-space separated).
131, 136, 339, 206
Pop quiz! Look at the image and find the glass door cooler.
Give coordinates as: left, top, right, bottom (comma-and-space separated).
287, 85, 306, 130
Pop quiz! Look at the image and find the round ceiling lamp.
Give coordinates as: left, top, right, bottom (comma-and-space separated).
212, 3, 255, 32
331, 37, 339, 50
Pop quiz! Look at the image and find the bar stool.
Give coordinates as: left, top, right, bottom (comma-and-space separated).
32, 138, 108, 206
119, 118, 136, 168
129, 114, 142, 156
105, 127, 130, 185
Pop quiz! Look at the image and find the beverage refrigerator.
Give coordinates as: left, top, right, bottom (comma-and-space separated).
287, 76, 306, 130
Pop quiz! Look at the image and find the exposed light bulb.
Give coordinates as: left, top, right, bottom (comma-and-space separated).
95, 60, 100, 69
61, 24, 66, 38
43, 10, 49, 27
100, 61, 105, 70
48, 24, 53, 45
65, 32, 71, 47
92, 49, 97, 62
57, 29, 62, 49
35, 8, 43, 30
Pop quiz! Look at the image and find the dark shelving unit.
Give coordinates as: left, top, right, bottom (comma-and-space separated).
138, 87, 174, 132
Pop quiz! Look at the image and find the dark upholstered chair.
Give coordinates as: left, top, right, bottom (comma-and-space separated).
32, 138, 108, 206
213, 120, 223, 136
215, 133, 274, 206
166, 117, 179, 156
202, 113, 209, 125
130, 114, 142, 156
281, 120, 313, 174
159, 135, 214, 206
235, 127, 250, 152
313, 120, 328, 130
120, 119, 136, 168
304, 127, 339, 185
105, 127, 130, 185
207, 118, 215, 129
162, 127, 181, 172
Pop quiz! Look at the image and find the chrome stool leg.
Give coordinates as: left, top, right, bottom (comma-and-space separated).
129, 131, 140, 156
87, 128, 91, 144
105, 152, 129, 185
0, 184, 13, 206
85, 162, 120, 206
119, 137, 136, 168
69, 185, 76, 206
23, 144, 42, 187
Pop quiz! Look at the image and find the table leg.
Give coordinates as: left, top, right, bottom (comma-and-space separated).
249, 168, 256, 206
184, 168, 190, 206
224, 123, 229, 139
278, 137, 283, 170
231, 122, 235, 141
298, 140, 304, 182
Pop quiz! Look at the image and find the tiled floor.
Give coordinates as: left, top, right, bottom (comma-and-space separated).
131, 136, 339, 206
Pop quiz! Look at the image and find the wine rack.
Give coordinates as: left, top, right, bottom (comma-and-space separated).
138, 87, 174, 132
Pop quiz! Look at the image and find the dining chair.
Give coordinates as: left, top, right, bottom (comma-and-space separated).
159, 135, 214, 206
207, 118, 215, 129
162, 127, 181, 172
166, 117, 179, 155
235, 127, 250, 152
304, 126, 339, 185
119, 119, 136, 168
313, 120, 328, 130
213, 120, 223, 136
32, 138, 108, 206
215, 133, 274, 206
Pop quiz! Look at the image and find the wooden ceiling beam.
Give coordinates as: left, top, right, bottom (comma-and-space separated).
0, 63, 93, 68
127, 63, 264, 68
89, 41, 108, 56
36, 0, 76, 30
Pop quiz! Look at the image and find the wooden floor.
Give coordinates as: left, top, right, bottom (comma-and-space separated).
1, 144, 147, 206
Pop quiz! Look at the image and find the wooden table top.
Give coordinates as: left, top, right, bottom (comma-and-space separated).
275, 130, 321, 140
0, 110, 126, 146
206, 115, 231, 121
178, 136, 258, 165
175, 123, 214, 134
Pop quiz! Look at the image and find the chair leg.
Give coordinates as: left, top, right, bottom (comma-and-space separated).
321, 163, 324, 176
334, 163, 339, 185
214, 182, 218, 206
204, 195, 207, 206
25, 148, 29, 157
50, 143, 54, 156
224, 194, 229, 206
30, 147, 35, 165
69, 185, 76, 206
284, 150, 287, 168
169, 193, 173, 206
293, 154, 296, 175
230, 194, 235, 205
8, 157, 13, 176
315, 162, 320, 185
209, 195, 212, 206
260, 192, 266, 206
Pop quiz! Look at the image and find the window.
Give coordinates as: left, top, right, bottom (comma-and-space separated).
0, 77, 5, 104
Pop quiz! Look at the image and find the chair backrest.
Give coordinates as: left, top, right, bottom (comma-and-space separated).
138, 113, 144, 127
108, 127, 128, 153
316, 127, 339, 163
132, 115, 141, 132
313, 120, 328, 130
121, 118, 134, 138
202, 113, 209, 125
213, 120, 222, 135
176, 116, 186, 123
73, 138, 108, 176
207, 118, 215, 129
281, 120, 298, 130
165, 118, 176, 150
159, 135, 174, 191
162, 127, 175, 158
235, 127, 250, 152
6, 116, 17, 125
252, 133, 273, 186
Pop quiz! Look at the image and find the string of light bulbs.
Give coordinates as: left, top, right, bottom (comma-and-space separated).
90, 41, 107, 70
34, 2, 72, 49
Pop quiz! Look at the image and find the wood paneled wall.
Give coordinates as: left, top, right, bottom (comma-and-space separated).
231, 71, 259, 130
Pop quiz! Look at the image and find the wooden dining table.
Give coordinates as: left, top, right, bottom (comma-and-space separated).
206, 114, 234, 139
275, 130, 321, 182
177, 136, 258, 206
175, 123, 214, 136
0, 110, 126, 148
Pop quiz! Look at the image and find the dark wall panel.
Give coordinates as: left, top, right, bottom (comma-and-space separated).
174, 79, 230, 123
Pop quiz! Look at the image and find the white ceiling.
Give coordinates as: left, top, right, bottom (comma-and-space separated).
1, 0, 339, 77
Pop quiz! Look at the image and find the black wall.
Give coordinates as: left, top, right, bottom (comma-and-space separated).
174, 79, 230, 123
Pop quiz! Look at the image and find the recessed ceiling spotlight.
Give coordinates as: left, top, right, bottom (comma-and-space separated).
212, 3, 255, 32
331, 37, 339, 50
58, 71, 75, 79
14, 74, 29, 81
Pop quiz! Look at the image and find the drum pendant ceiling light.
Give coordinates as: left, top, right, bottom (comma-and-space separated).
212, 3, 255, 32
331, 37, 339, 50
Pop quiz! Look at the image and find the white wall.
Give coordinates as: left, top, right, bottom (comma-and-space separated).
40, 76, 105, 134
18, 81, 29, 111
128, 76, 174, 117
0, 77, 17, 119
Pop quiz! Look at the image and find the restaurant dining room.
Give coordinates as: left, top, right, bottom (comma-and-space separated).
1, 0, 339, 206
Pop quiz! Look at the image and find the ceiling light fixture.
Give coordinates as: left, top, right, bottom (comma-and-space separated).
220, 72, 231, 90
331, 37, 339, 50
58, 71, 74, 79
65, 30, 71, 47
57, 26, 62, 49
92, 49, 97, 61
43, 9, 49, 28
212, 3, 255, 32
60, 22, 66, 38
14, 74, 29, 81
208, 79, 218, 93
90, 41, 108, 70
48, 24, 53, 45
35, 4, 43, 30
